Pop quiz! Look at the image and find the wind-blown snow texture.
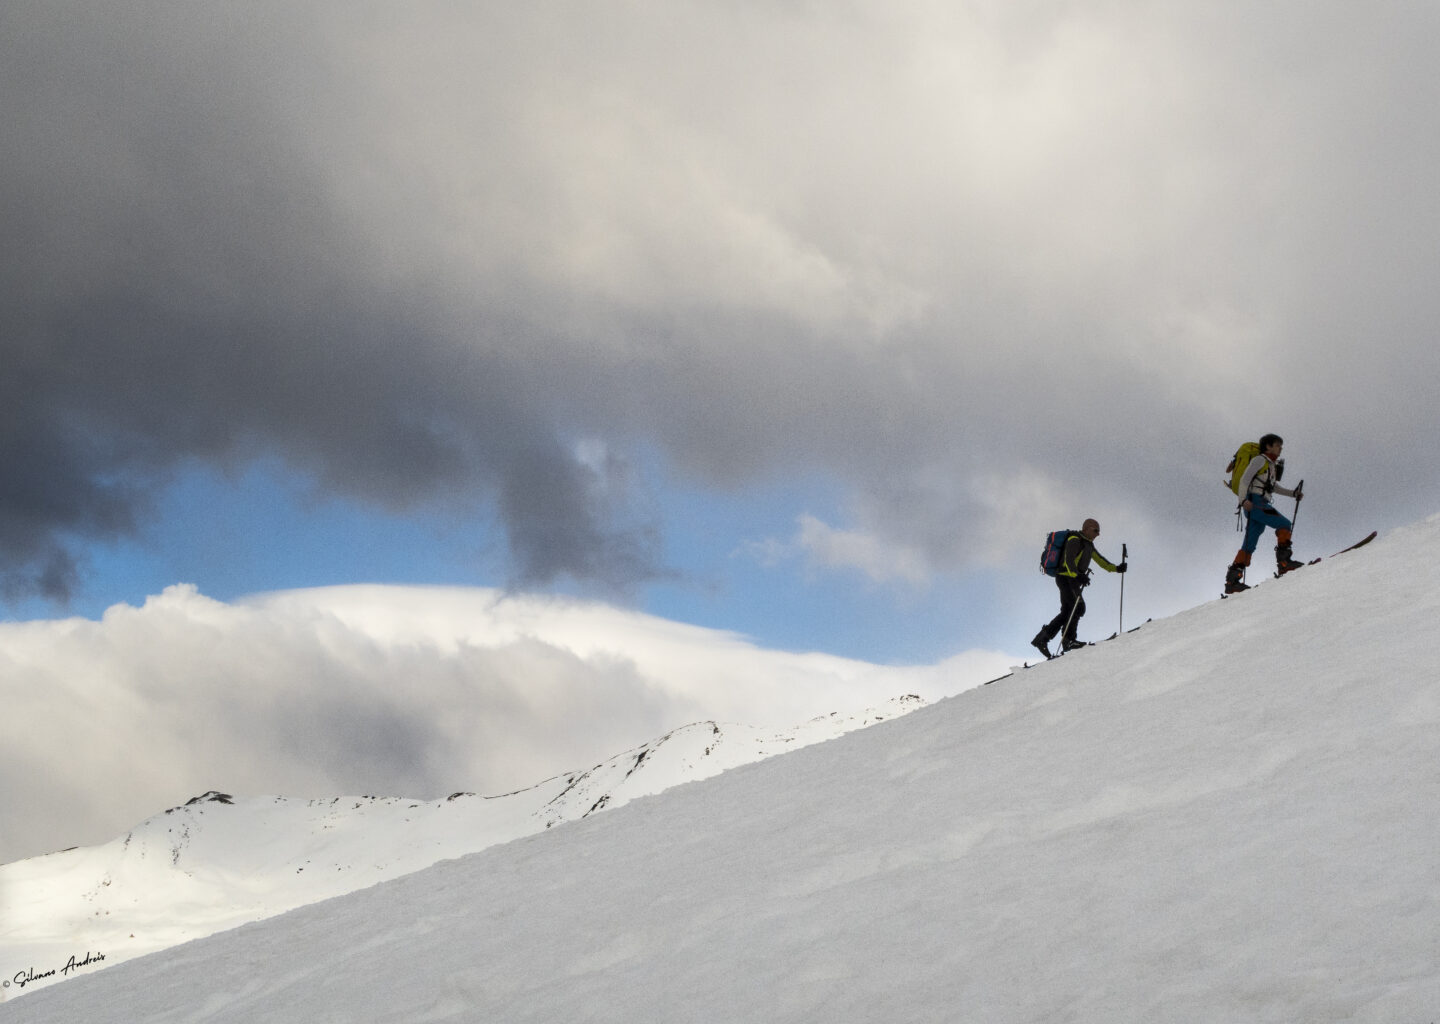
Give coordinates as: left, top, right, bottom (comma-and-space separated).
5, 517, 1440, 1022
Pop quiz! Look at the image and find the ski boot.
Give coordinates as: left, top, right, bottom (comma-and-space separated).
1030, 631, 1054, 660
1224, 555, 1250, 594
1275, 531, 1304, 575
1061, 638, 1087, 653
1272, 544, 1307, 576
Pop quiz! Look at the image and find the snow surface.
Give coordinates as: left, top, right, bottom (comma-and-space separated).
0, 696, 936, 1000
4, 517, 1440, 1022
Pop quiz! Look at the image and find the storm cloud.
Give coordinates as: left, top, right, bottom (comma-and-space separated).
4, 2, 1440, 607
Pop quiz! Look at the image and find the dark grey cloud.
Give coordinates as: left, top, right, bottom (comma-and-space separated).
1, 4, 667, 600
5, 2, 1440, 612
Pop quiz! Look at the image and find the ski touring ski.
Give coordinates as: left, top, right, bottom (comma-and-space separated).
1223, 531, 1377, 596
1314, 530, 1377, 562
1016, 618, 1153, 671
1028, 639, 1094, 663
1103, 618, 1152, 641
1293, 530, 1379, 572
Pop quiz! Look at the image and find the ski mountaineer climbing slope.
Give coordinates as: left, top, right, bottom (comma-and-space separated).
1032, 519, 1126, 660
1225, 433, 1308, 594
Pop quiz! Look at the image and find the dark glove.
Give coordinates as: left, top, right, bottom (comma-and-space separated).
1115, 562, 1127, 573
1294, 487, 1304, 502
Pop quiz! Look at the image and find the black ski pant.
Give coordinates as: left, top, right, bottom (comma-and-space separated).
1040, 576, 1086, 644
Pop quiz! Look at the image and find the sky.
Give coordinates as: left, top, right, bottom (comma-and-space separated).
3, 517, 1436, 1020
5, 4, 1440, 863
5, 2, 1440, 653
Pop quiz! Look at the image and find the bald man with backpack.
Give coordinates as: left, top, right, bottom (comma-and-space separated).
1032, 519, 1126, 660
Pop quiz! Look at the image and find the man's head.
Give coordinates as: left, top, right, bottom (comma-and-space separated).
1081, 519, 1100, 540
1259, 433, 1284, 459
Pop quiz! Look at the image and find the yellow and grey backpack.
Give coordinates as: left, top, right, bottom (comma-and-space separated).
1226, 442, 1262, 496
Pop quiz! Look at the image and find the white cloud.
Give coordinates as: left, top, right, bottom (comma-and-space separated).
0, 584, 1012, 865
791, 514, 932, 586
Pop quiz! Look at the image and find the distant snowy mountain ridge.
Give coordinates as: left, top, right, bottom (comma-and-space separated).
1, 695, 926, 999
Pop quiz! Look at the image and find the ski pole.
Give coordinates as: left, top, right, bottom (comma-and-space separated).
1119, 543, 1127, 634
1292, 478, 1304, 531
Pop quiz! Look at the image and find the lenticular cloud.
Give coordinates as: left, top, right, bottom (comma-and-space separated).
0, 582, 1010, 865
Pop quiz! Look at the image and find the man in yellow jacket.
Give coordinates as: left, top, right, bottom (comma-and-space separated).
1032, 519, 1125, 659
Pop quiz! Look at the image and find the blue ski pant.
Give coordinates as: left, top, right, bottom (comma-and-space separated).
1242, 501, 1292, 554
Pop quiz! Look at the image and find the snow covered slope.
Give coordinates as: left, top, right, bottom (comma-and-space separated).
5, 516, 1439, 1022
0, 697, 927, 998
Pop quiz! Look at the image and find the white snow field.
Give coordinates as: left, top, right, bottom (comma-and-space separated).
0, 696, 931, 1000
4, 515, 1439, 1022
